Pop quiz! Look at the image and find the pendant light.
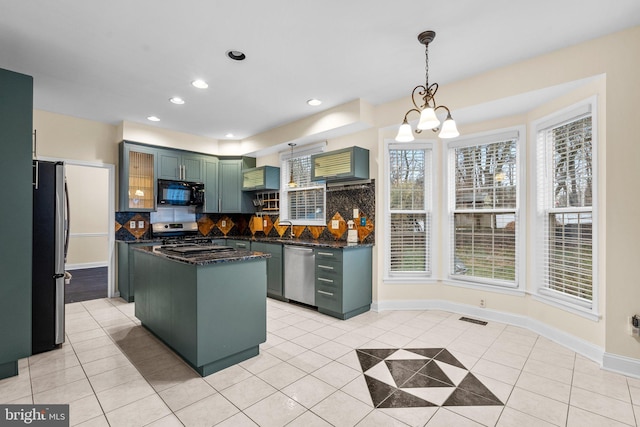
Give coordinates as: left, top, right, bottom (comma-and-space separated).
288, 143, 297, 188
395, 30, 459, 141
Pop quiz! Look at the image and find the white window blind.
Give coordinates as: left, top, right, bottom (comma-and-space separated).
387, 144, 432, 276
450, 134, 519, 286
280, 144, 326, 225
537, 112, 594, 306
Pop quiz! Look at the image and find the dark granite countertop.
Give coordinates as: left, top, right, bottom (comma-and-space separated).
223, 236, 374, 249
116, 239, 163, 244
132, 245, 271, 266
118, 236, 373, 249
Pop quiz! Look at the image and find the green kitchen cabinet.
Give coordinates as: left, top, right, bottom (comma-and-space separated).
203, 156, 219, 212
116, 241, 158, 302
242, 166, 280, 191
0, 68, 33, 379
251, 241, 284, 300
314, 246, 372, 320
311, 146, 369, 182
226, 239, 250, 250
219, 158, 256, 213
133, 248, 267, 376
119, 141, 157, 212
157, 149, 205, 182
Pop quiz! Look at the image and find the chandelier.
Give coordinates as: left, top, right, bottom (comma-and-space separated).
395, 30, 459, 141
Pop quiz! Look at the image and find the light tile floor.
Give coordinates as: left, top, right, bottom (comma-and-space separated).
2, 297, 640, 426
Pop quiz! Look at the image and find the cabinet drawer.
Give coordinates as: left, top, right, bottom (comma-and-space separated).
315, 260, 343, 277
315, 249, 342, 263
315, 287, 342, 312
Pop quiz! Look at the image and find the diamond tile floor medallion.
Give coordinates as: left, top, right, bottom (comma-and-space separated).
356, 348, 503, 408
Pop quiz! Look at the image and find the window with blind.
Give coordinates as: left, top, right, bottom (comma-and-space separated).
386, 143, 432, 278
449, 130, 520, 287
280, 144, 326, 226
536, 102, 595, 308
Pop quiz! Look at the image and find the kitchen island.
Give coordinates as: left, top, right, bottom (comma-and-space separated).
132, 244, 270, 376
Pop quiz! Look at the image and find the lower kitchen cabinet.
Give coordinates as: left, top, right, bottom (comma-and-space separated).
116, 241, 158, 302
251, 241, 284, 300
315, 246, 372, 320
133, 249, 267, 376
226, 239, 250, 250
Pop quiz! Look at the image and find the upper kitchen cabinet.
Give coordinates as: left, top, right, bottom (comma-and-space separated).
242, 166, 280, 191
203, 156, 220, 213
0, 68, 33, 379
218, 157, 256, 213
157, 149, 205, 182
311, 146, 369, 182
119, 142, 157, 212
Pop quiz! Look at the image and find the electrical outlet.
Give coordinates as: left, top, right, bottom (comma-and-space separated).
222, 220, 226, 227
138, 220, 145, 229
129, 221, 136, 229
353, 208, 359, 219
331, 220, 339, 229
263, 219, 267, 227
480, 299, 486, 308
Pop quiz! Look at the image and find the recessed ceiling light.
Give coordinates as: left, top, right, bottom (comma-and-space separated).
191, 79, 208, 89
169, 97, 185, 105
225, 133, 234, 138
147, 116, 160, 122
227, 50, 246, 61
307, 98, 322, 106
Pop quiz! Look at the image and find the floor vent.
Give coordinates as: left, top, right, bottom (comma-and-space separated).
459, 316, 488, 326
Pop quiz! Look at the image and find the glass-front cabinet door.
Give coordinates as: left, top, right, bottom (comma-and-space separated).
120, 142, 157, 211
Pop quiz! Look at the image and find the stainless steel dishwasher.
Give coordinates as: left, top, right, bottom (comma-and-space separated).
284, 246, 315, 305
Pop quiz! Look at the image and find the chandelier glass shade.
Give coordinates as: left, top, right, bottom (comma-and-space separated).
395, 30, 459, 142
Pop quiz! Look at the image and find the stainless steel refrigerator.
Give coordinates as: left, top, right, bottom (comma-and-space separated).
32, 160, 68, 354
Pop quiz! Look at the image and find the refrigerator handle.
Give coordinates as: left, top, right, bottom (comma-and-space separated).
64, 178, 70, 263
33, 160, 39, 189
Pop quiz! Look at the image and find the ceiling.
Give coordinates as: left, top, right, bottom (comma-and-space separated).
1, 1, 639, 142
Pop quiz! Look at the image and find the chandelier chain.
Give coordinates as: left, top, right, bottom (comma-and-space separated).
424, 43, 429, 91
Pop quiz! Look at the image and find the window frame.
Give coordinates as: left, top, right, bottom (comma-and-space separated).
531, 97, 599, 318
384, 139, 436, 283
279, 141, 327, 226
444, 126, 526, 292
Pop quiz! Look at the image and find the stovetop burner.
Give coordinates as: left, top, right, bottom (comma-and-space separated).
160, 236, 218, 245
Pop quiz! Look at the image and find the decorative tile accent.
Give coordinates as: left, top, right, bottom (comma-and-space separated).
328, 212, 347, 240
216, 216, 234, 236
249, 216, 262, 235
307, 226, 324, 240
115, 212, 152, 241
357, 214, 374, 242
236, 216, 249, 235
356, 348, 502, 409
197, 216, 216, 236
262, 216, 274, 236
274, 219, 291, 238
292, 226, 306, 238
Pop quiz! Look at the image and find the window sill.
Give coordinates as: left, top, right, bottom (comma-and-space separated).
443, 278, 525, 297
383, 276, 437, 285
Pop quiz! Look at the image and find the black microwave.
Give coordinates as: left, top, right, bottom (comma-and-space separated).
157, 179, 205, 206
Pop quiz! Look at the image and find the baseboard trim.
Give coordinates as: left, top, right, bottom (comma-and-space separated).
603, 352, 640, 379
372, 299, 615, 375
66, 262, 108, 271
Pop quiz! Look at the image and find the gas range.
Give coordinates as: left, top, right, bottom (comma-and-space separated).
151, 221, 210, 244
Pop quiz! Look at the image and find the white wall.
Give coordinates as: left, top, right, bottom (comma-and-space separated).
65, 164, 110, 269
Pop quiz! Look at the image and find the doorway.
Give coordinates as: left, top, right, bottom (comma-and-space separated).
41, 157, 116, 302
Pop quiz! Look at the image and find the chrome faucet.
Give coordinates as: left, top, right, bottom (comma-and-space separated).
278, 220, 295, 238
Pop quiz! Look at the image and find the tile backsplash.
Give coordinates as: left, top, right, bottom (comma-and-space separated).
116, 180, 375, 244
